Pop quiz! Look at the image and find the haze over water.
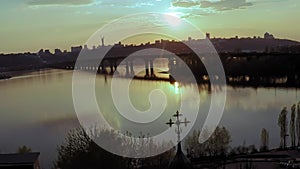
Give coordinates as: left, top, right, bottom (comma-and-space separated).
0, 67, 299, 168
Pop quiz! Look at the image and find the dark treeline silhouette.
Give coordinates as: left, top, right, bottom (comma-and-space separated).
0, 53, 43, 72
53, 127, 174, 169
278, 101, 300, 149
185, 126, 231, 158
53, 120, 300, 169
260, 128, 269, 152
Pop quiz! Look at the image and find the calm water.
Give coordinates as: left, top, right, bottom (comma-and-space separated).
0, 69, 299, 168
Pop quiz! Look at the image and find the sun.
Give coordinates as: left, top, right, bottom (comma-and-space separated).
163, 12, 183, 27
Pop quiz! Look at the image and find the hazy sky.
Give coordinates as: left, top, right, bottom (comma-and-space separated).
0, 0, 299, 53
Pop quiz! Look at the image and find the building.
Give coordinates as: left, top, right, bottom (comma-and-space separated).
71, 46, 83, 53
206, 32, 210, 39
54, 49, 62, 55
0, 152, 40, 169
168, 142, 192, 169
264, 32, 275, 40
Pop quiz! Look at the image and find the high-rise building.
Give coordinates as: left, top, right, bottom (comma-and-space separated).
101, 36, 105, 46
206, 32, 210, 39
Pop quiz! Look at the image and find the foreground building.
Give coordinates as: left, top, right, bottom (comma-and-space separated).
0, 152, 40, 169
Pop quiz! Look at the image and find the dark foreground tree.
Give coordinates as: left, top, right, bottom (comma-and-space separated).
260, 128, 269, 152
278, 107, 288, 149
53, 127, 174, 169
296, 102, 300, 146
185, 126, 231, 157
290, 104, 296, 148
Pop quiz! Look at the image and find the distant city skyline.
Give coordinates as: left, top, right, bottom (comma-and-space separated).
0, 0, 299, 53
3, 31, 287, 54
52, 31, 279, 53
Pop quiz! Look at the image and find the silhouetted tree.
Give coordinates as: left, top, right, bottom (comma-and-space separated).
278, 107, 288, 149
297, 102, 300, 146
17, 145, 32, 154
260, 128, 269, 151
185, 130, 203, 157
229, 144, 258, 156
248, 145, 258, 154
290, 104, 296, 148
53, 127, 125, 169
185, 126, 231, 157
53, 127, 173, 169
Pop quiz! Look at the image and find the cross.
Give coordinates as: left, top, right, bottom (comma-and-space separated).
183, 118, 190, 127
166, 118, 175, 127
173, 111, 182, 118
166, 110, 190, 143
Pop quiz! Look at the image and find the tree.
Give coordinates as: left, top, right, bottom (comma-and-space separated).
296, 102, 300, 147
185, 126, 231, 157
185, 130, 200, 157
290, 104, 296, 148
17, 145, 32, 154
260, 128, 269, 151
53, 127, 125, 169
53, 127, 173, 169
278, 107, 288, 149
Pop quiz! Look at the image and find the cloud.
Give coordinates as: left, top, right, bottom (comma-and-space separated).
175, 7, 217, 18
171, 0, 252, 12
172, 1, 200, 8
97, 0, 168, 8
199, 0, 253, 11
27, 0, 96, 6
26, 0, 162, 9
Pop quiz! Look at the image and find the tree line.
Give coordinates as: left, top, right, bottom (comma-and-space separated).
53, 127, 174, 169
278, 101, 300, 149
52, 101, 300, 169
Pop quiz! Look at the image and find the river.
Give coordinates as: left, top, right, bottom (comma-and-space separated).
0, 68, 299, 168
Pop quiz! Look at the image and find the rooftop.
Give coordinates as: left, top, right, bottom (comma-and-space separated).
0, 152, 40, 166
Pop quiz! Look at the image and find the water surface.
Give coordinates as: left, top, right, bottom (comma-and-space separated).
0, 69, 298, 168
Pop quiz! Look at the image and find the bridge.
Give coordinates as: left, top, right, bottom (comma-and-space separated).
43, 46, 300, 86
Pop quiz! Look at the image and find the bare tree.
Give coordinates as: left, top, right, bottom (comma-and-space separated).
297, 102, 300, 147
53, 127, 173, 169
185, 126, 231, 157
260, 128, 269, 151
290, 104, 296, 148
278, 107, 288, 149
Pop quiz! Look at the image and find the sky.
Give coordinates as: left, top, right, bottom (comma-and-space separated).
0, 0, 299, 53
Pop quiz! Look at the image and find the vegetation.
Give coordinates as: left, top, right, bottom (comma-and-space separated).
290, 104, 296, 148
229, 141, 258, 156
277, 101, 300, 149
53, 127, 174, 169
260, 128, 269, 152
297, 102, 300, 146
185, 126, 231, 157
17, 145, 32, 154
278, 107, 288, 149
53, 102, 300, 169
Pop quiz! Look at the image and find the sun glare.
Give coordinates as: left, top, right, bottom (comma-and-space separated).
174, 82, 180, 94
163, 12, 182, 27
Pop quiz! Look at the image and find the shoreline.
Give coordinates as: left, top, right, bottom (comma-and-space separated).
0, 68, 52, 80
1, 68, 300, 89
